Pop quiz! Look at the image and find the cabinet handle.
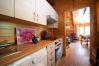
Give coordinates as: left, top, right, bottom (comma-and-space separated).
32, 60, 35, 64
37, 14, 39, 17
33, 12, 35, 20
37, 14, 39, 21
33, 18, 35, 21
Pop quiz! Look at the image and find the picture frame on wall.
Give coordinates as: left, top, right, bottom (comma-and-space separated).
16, 28, 35, 44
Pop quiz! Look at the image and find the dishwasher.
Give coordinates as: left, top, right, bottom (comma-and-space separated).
55, 39, 62, 63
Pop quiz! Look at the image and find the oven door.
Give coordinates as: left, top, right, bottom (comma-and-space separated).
55, 47, 62, 63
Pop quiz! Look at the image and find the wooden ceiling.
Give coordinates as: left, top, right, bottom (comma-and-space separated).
47, 0, 75, 6
47, 0, 56, 6
47, 0, 94, 12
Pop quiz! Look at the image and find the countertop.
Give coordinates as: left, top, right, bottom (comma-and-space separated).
0, 40, 54, 66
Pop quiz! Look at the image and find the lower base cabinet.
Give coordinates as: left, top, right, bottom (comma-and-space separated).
8, 43, 56, 66
8, 48, 47, 66
47, 43, 55, 66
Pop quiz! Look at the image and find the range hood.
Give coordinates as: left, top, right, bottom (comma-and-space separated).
47, 15, 57, 24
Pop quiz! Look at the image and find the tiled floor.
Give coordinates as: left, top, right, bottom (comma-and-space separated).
57, 42, 94, 66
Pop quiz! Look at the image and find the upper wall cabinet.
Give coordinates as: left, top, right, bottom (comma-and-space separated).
0, 0, 14, 17
45, 2, 52, 17
45, 1, 58, 20
49, 5, 58, 21
15, 0, 36, 22
45, 2, 58, 28
0, 0, 57, 26
36, 0, 47, 25
51, 9, 58, 21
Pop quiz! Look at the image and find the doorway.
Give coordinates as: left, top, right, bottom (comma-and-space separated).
65, 7, 90, 46
64, 7, 92, 66
72, 7, 90, 45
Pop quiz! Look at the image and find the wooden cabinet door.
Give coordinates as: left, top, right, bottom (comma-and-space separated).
15, 0, 36, 22
36, 0, 47, 25
0, 0, 14, 17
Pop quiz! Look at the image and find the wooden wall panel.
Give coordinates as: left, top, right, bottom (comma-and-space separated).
51, 0, 95, 56
96, 1, 99, 32
0, 15, 50, 43
95, 1, 99, 47
65, 12, 74, 42
73, 0, 90, 10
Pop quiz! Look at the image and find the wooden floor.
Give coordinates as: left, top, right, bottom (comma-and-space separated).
57, 42, 94, 66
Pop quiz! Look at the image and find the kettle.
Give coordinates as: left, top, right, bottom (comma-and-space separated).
32, 36, 38, 44
41, 31, 47, 40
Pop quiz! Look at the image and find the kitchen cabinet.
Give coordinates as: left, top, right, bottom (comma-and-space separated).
36, 14, 47, 25
45, 2, 52, 15
45, 2, 58, 21
50, 8, 57, 20
54, 11, 58, 21
15, 0, 47, 25
47, 43, 55, 66
45, 1, 58, 28
15, 0, 36, 22
8, 48, 47, 66
8, 55, 31, 66
0, 0, 58, 26
36, 0, 47, 25
50, 9, 58, 28
30, 47, 47, 66
20, 58, 31, 66
0, 0, 14, 17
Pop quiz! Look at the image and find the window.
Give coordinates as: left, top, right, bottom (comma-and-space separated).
79, 27, 84, 35
79, 26, 90, 36
85, 26, 90, 35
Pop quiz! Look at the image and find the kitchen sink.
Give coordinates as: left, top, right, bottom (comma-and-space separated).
0, 47, 21, 59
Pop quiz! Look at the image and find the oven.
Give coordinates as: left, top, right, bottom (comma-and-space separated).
55, 39, 62, 63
